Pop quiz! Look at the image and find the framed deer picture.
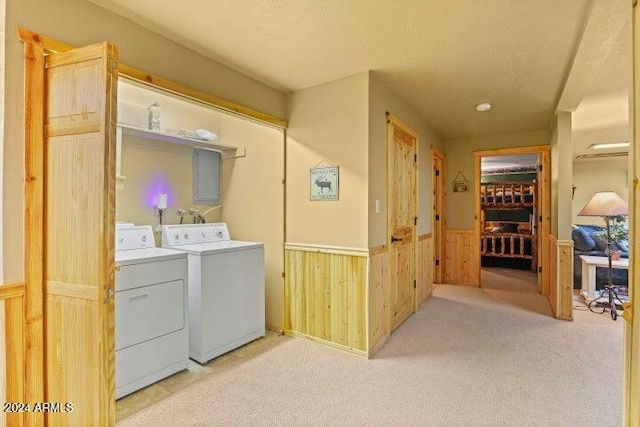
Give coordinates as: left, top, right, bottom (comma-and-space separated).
310, 165, 339, 200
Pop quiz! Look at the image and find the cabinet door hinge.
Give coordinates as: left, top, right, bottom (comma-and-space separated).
414, 154, 417, 163
413, 280, 417, 289
538, 266, 542, 273
436, 214, 440, 221
539, 215, 542, 223
435, 169, 440, 177
414, 217, 417, 226
538, 164, 543, 171
435, 259, 440, 266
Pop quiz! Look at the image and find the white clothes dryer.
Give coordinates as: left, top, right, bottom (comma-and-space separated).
162, 223, 265, 364
115, 225, 189, 399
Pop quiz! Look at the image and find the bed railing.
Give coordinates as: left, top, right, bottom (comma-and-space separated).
480, 232, 533, 259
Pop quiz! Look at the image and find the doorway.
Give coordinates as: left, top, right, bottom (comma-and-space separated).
474, 146, 551, 303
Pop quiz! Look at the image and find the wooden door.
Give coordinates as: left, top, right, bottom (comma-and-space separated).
387, 114, 417, 331
539, 150, 551, 295
432, 149, 445, 283
43, 42, 118, 426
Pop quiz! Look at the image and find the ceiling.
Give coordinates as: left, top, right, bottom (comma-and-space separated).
88, 0, 629, 143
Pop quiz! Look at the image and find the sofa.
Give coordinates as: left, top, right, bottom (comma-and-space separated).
572, 224, 629, 289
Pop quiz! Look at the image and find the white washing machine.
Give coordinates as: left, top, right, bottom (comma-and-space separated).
115, 225, 189, 399
161, 223, 265, 364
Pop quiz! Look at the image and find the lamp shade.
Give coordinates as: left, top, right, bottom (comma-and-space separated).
578, 191, 628, 217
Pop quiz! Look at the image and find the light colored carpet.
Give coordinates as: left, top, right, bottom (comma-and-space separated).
118, 268, 623, 427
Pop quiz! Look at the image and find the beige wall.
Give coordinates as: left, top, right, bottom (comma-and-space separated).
220, 115, 284, 331
572, 157, 629, 226
368, 72, 443, 247
444, 130, 551, 230
3, 0, 286, 283
286, 72, 369, 248
116, 136, 222, 231
550, 112, 573, 239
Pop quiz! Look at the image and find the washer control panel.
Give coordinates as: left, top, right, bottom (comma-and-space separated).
116, 226, 156, 251
161, 223, 230, 246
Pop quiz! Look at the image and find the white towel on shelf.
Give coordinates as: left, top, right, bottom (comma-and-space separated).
195, 129, 218, 141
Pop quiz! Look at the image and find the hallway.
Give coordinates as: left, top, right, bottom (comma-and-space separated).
118, 282, 622, 426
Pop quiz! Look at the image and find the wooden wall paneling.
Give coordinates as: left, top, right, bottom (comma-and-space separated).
368, 247, 389, 357
548, 237, 573, 320
416, 234, 433, 307
284, 247, 368, 356
549, 236, 559, 316
556, 240, 574, 320
23, 40, 45, 426
1, 284, 26, 427
444, 230, 479, 286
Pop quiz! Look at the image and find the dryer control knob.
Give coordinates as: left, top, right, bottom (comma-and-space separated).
184, 233, 189, 240
141, 235, 147, 243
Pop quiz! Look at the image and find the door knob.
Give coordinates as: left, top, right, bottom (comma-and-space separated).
114, 263, 121, 272
391, 235, 402, 243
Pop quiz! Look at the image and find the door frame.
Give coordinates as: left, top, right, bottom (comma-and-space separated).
473, 145, 551, 294
431, 148, 445, 284
386, 112, 418, 330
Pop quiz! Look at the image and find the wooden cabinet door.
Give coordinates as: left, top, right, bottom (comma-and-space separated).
44, 42, 118, 426
387, 115, 417, 331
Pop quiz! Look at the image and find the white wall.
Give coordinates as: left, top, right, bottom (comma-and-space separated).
286, 72, 369, 248
3, 0, 286, 283
368, 72, 443, 247
444, 130, 551, 230
572, 157, 629, 226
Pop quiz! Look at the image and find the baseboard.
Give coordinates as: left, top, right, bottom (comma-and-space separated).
283, 330, 368, 359
367, 334, 390, 359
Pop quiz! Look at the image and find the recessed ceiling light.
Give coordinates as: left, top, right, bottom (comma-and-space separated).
475, 102, 492, 112
588, 141, 629, 150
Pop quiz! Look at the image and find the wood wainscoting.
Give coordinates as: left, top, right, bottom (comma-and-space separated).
444, 230, 480, 286
548, 236, 573, 320
368, 245, 389, 356
0, 283, 26, 427
284, 244, 368, 357
285, 237, 434, 358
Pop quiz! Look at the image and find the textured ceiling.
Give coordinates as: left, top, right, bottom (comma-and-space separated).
89, 0, 607, 139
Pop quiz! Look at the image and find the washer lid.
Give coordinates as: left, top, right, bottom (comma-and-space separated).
115, 247, 188, 265
163, 240, 263, 255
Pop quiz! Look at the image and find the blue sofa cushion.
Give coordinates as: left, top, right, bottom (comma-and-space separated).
572, 226, 597, 252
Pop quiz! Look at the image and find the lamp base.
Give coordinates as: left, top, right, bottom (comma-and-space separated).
588, 285, 623, 321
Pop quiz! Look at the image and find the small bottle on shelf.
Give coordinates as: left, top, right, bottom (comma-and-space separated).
147, 102, 161, 131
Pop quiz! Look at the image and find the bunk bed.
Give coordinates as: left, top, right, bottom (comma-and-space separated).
480, 181, 537, 271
